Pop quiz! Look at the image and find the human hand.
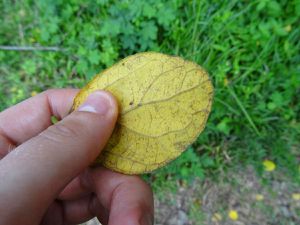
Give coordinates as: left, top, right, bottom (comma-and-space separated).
0, 89, 154, 225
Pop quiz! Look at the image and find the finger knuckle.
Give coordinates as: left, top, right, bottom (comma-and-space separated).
40, 121, 81, 142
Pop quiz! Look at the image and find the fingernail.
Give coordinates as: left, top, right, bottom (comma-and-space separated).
78, 91, 113, 115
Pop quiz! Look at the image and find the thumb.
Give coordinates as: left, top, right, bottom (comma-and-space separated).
0, 91, 118, 223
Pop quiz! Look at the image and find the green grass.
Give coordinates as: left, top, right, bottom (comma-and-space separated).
0, 0, 299, 186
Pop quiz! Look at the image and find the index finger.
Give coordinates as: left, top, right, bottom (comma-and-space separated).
0, 89, 78, 146
41, 167, 154, 225
88, 167, 154, 225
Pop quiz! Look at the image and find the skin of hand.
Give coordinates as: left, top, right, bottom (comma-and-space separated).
0, 89, 154, 225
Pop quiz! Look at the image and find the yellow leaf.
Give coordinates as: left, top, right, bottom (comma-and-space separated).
263, 160, 276, 172
72, 52, 213, 174
255, 194, 264, 201
212, 213, 222, 221
228, 210, 238, 220
292, 193, 300, 201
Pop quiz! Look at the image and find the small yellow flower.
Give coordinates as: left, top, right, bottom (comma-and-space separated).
284, 25, 292, 32
31, 91, 38, 97
228, 210, 238, 221
212, 213, 222, 222
223, 77, 229, 86
292, 193, 300, 201
255, 194, 264, 201
263, 160, 276, 172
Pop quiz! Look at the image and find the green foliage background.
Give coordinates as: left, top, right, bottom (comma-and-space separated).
0, 0, 299, 184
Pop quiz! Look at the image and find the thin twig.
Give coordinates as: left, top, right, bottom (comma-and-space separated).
0, 45, 64, 51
